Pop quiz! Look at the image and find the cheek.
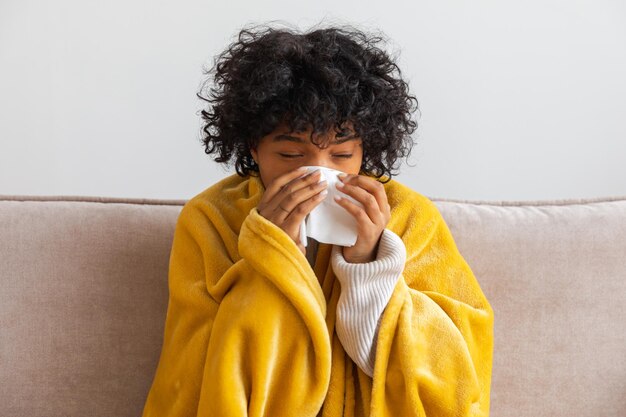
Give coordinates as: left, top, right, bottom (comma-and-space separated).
257, 167, 282, 189
257, 170, 271, 189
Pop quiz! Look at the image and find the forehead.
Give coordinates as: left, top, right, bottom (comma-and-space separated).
270, 121, 360, 146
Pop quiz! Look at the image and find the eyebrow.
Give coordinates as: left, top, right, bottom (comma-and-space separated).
272, 134, 359, 144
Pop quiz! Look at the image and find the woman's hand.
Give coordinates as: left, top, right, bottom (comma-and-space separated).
257, 167, 328, 256
334, 173, 391, 263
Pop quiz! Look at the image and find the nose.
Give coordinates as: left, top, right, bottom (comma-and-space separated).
301, 153, 335, 169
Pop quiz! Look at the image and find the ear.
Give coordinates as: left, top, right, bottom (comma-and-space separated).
250, 147, 258, 163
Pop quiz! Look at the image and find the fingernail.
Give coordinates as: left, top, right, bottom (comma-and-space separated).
338, 173, 348, 178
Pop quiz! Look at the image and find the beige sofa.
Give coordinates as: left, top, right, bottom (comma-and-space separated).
1, 192, 625, 417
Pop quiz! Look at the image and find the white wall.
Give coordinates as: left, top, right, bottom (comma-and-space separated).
1, 0, 624, 201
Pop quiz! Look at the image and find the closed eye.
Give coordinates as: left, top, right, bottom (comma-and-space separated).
279, 154, 353, 159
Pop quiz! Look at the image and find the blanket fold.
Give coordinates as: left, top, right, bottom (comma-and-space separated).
142, 173, 494, 417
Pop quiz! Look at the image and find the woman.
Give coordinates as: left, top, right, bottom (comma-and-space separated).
142, 23, 494, 417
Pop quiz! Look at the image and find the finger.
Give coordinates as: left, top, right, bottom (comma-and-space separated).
282, 188, 328, 238
334, 193, 375, 230
276, 178, 328, 211
262, 185, 326, 247
269, 170, 325, 217
260, 169, 321, 220
340, 174, 389, 216
336, 178, 384, 225
261, 167, 309, 205
267, 170, 321, 218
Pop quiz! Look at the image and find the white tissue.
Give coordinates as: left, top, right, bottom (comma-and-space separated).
298, 165, 363, 248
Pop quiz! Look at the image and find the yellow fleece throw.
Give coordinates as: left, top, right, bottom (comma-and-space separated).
142, 172, 494, 417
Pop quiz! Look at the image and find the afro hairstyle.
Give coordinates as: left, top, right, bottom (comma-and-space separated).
196, 21, 420, 183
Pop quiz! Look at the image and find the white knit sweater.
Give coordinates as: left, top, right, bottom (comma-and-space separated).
307, 228, 407, 377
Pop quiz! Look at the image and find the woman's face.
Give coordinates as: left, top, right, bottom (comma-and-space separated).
250, 121, 364, 188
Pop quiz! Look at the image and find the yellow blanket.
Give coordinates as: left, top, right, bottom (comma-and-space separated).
142, 173, 494, 417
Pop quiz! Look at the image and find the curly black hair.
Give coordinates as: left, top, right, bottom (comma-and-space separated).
196, 21, 420, 183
